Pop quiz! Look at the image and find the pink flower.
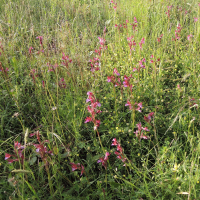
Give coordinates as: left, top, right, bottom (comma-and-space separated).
80, 165, 85, 176
89, 58, 100, 72
157, 34, 163, 43
142, 127, 150, 131
14, 141, 24, 150
194, 17, 198, 22
130, 17, 138, 31
85, 92, 102, 131
36, 36, 43, 46
95, 119, 101, 127
5, 141, 25, 164
127, 36, 136, 52
133, 68, 137, 72
135, 102, 142, 112
5, 153, 12, 160
114, 149, 127, 165
85, 116, 92, 123
144, 112, 154, 123
104, 152, 111, 161
70, 163, 80, 171
166, 6, 172, 18
117, 144, 123, 153
140, 134, 149, 140
111, 138, 118, 146
134, 17, 138, 23
97, 152, 110, 169
107, 76, 112, 82
139, 59, 146, 69
172, 24, 182, 41
139, 38, 145, 49
58, 78, 66, 89
114, 151, 122, 159
123, 75, 132, 88
70, 163, 85, 176
187, 34, 193, 41
125, 100, 132, 110
113, 68, 120, 76
98, 37, 105, 46
29, 47, 33, 54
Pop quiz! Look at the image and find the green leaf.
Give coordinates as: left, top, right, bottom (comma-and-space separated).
25, 180, 40, 200
11, 169, 32, 173
29, 157, 37, 165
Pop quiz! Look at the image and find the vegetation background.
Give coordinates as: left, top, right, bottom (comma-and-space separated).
0, 0, 199, 199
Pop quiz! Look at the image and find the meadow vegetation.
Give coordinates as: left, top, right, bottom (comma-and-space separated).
0, 0, 200, 199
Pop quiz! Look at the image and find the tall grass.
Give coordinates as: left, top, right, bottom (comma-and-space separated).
0, 0, 200, 199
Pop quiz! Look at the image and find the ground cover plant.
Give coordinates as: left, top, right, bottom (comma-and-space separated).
0, 0, 200, 199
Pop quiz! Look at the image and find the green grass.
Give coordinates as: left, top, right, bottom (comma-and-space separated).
0, 0, 200, 199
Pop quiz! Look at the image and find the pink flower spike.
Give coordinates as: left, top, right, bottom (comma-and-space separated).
194, 17, 198, 22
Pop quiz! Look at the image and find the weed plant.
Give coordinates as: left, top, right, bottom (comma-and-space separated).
0, 0, 200, 199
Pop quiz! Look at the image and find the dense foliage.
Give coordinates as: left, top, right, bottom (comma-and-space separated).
0, 0, 200, 199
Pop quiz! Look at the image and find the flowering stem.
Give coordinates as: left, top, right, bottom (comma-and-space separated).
114, 86, 118, 120
131, 101, 135, 130
96, 129, 105, 153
